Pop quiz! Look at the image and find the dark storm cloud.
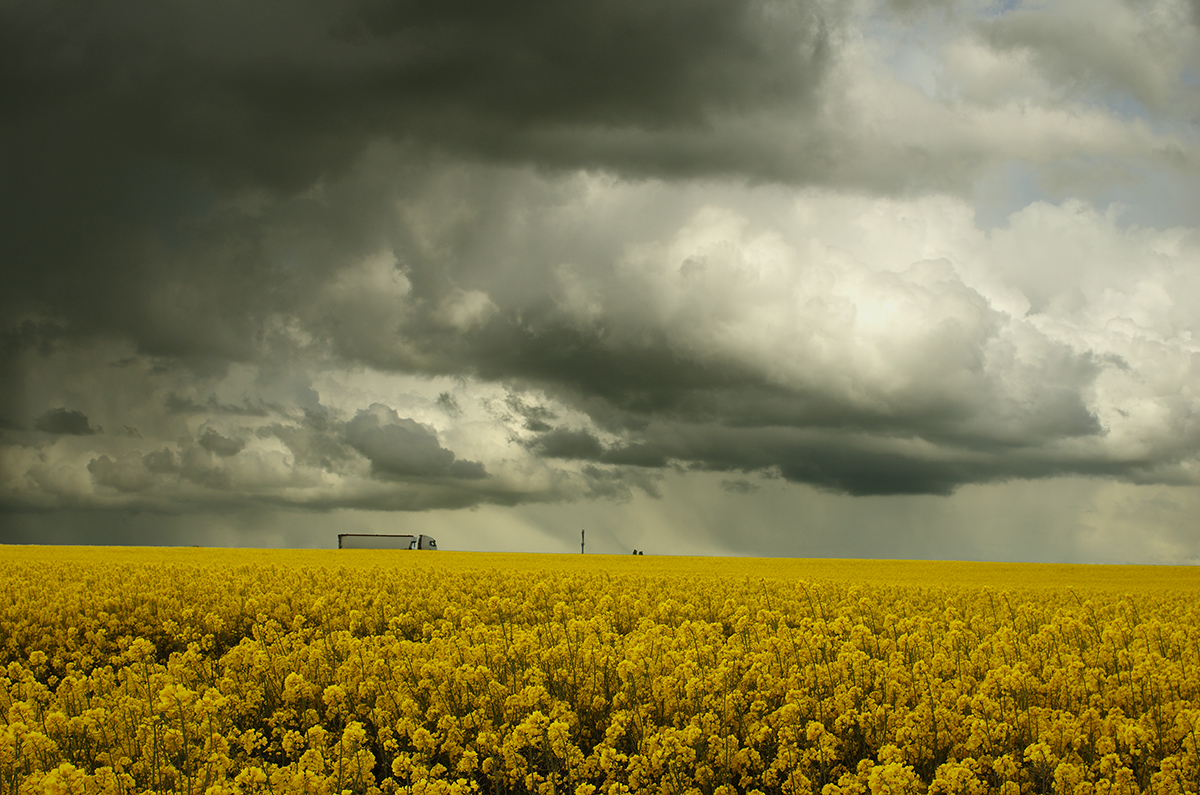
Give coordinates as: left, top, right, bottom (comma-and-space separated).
487, 303, 1103, 447
526, 420, 1150, 497
344, 404, 486, 480
197, 429, 246, 457
529, 428, 606, 461
179, 445, 234, 490
87, 454, 153, 493
0, 1, 826, 267
0, 0, 834, 403
35, 408, 99, 436
416, 313, 761, 417
3, 0, 1198, 545
720, 478, 761, 494
143, 448, 181, 474
258, 412, 354, 472
165, 394, 273, 417
505, 396, 557, 433
3, 0, 828, 175
504, 321, 1136, 496
436, 392, 462, 418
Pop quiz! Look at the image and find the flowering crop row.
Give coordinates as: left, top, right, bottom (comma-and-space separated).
2, 547, 1199, 795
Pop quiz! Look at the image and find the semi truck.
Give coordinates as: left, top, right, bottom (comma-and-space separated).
337, 533, 438, 550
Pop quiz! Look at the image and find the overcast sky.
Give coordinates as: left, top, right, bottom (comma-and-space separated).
3, 0, 1199, 562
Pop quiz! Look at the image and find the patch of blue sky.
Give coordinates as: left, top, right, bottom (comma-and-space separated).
976, 0, 1024, 20
1109, 91, 1151, 122
972, 154, 1197, 232
970, 160, 1048, 229
864, 7, 952, 99
1077, 86, 1195, 141
1090, 165, 1200, 230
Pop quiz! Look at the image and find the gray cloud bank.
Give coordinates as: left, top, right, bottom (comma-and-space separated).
345, 404, 486, 481
2, 0, 1199, 555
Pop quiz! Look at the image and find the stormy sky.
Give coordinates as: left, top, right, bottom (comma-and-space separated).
3, 0, 1199, 562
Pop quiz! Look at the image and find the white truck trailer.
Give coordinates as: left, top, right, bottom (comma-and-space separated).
337, 533, 438, 550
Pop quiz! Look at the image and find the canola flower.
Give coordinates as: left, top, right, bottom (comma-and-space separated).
2, 546, 1200, 795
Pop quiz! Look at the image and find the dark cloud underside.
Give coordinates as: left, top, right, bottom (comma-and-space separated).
345, 404, 486, 480
35, 408, 97, 436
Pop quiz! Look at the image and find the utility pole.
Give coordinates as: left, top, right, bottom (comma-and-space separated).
581, 528, 585, 554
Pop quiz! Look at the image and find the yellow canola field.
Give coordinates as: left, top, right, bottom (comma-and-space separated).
3, 547, 1200, 795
